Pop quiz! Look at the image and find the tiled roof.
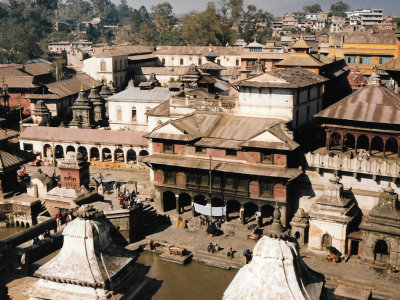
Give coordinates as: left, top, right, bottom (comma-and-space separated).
20, 127, 148, 147
140, 66, 189, 76
291, 38, 310, 49
107, 87, 173, 102
146, 100, 170, 117
23, 61, 52, 76
0, 128, 19, 141
4, 76, 36, 89
332, 31, 398, 45
236, 67, 328, 88
275, 53, 324, 67
45, 73, 101, 98
377, 57, 400, 71
315, 84, 400, 124
91, 45, 152, 58
0, 149, 36, 172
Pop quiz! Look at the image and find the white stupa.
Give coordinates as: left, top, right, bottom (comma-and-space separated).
223, 206, 325, 300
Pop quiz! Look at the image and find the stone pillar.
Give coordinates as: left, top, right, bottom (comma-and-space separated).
280, 205, 287, 227
175, 194, 180, 214
111, 151, 115, 163
124, 150, 128, 164
240, 203, 245, 225
191, 200, 195, 217
100, 148, 103, 162
256, 205, 262, 227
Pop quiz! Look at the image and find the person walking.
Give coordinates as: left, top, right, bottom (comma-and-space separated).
243, 249, 249, 264
98, 173, 104, 184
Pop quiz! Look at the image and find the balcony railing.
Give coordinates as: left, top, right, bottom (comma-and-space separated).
305, 152, 400, 178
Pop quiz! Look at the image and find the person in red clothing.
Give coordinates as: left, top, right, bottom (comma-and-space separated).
55, 210, 61, 231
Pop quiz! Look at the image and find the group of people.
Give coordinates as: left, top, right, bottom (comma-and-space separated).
31, 229, 51, 245
207, 243, 234, 259
113, 182, 139, 209
55, 210, 73, 231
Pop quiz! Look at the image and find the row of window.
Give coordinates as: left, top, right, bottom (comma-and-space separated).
345, 55, 392, 65
115, 106, 151, 122
100, 59, 126, 72
160, 57, 240, 66
163, 143, 275, 164
164, 171, 274, 198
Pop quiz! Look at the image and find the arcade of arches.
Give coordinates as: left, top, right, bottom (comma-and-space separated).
327, 130, 400, 158
39, 143, 149, 165
160, 189, 284, 226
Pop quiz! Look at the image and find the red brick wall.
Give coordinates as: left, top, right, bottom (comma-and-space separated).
273, 154, 287, 167
153, 142, 163, 153
154, 169, 164, 184
9, 93, 31, 109
186, 146, 195, 155
174, 144, 184, 155
249, 180, 260, 198
273, 183, 286, 202
209, 148, 225, 158
45, 200, 72, 217
60, 169, 82, 190
237, 151, 260, 163
176, 172, 186, 188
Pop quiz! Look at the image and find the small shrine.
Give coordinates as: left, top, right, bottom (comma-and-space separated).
223, 233, 325, 299
69, 87, 95, 129
57, 151, 90, 190
308, 173, 361, 254
28, 205, 148, 299
31, 100, 51, 126
290, 208, 309, 245
360, 183, 400, 266
88, 83, 107, 126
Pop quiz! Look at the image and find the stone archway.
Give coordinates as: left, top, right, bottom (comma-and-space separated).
357, 135, 369, 153
162, 191, 176, 212
194, 195, 207, 206
226, 200, 241, 221
77, 146, 88, 161
261, 204, 274, 226
114, 148, 124, 162
139, 150, 149, 161
343, 133, 355, 151
374, 240, 389, 264
330, 133, 341, 151
321, 233, 332, 248
55, 145, 64, 159
385, 138, 398, 157
90, 147, 100, 161
244, 202, 258, 224
43, 144, 52, 159
179, 193, 191, 213
371, 136, 384, 155
102, 148, 112, 162
66, 145, 75, 153
127, 149, 137, 164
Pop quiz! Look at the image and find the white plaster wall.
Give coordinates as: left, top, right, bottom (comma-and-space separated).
147, 116, 173, 133
158, 54, 240, 68
309, 219, 347, 254
236, 86, 293, 121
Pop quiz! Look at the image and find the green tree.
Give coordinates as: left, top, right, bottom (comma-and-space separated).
239, 5, 274, 43
117, 0, 134, 25
303, 4, 322, 13
330, 1, 351, 17
152, 2, 176, 34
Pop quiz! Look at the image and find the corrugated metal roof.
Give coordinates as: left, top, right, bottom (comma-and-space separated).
128, 54, 156, 61
91, 45, 152, 58
146, 100, 170, 116
20, 127, 148, 146
333, 31, 397, 45
377, 57, 400, 71
315, 85, 400, 124
4, 76, 36, 88
144, 154, 302, 179
141, 66, 189, 76
45, 73, 101, 98
107, 87, 172, 102
23, 61, 51, 76
0, 66, 27, 77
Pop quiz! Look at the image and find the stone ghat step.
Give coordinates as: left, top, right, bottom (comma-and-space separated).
193, 249, 243, 269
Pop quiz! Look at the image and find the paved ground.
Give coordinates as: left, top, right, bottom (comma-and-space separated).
22, 164, 400, 299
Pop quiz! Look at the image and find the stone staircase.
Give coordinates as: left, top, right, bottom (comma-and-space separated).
142, 204, 171, 236
192, 248, 244, 270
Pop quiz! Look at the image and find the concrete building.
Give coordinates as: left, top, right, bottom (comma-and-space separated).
107, 83, 173, 131
235, 67, 327, 129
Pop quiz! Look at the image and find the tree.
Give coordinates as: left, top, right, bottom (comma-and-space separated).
117, 0, 134, 25
303, 4, 322, 13
239, 5, 274, 43
152, 2, 176, 34
330, 1, 351, 17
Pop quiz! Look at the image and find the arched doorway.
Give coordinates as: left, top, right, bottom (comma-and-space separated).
66, 145, 75, 153
90, 147, 100, 161
179, 193, 191, 213
261, 204, 274, 226
127, 149, 137, 164
226, 200, 240, 220
330, 133, 341, 150
194, 195, 207, 206
55, 145, 64, 158
244, 202, 258, 224
321, 233, 332, 248
43, 144, 52, 158
162, 191, 176, 212
374, 240, 389, 264
371, 136, 384, 155
77, 146, 88, 161
343, 133, 355, 151
102, 148, 112, 161
385, 138, 398, 157
139, 150, 149, 161
114, 148, 124, 162
357, 135, 369, 153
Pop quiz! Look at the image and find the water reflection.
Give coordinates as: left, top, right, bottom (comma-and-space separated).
137, 251, 237, 300
0, 227, 25, 240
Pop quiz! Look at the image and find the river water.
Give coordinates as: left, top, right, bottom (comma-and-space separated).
0, 222, 236, 300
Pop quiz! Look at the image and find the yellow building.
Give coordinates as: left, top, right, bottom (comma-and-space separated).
329, 31, 400, 76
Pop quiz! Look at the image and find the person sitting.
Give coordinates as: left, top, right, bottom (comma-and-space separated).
227, 247, 233, 258
213, 244, 220, 253
207, 243, 213, 253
